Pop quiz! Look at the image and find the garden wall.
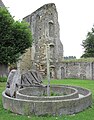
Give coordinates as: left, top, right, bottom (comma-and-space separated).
57, 61, 94, 80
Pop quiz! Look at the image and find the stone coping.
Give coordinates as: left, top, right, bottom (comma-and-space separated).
16, 86, 78, 100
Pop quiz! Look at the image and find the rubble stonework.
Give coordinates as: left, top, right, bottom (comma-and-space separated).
57, 61, 94, 80
18, 3, 63, 78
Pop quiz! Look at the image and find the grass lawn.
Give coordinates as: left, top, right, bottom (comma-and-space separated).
0, 79, 94, 120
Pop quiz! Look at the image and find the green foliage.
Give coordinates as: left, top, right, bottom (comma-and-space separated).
50, 92, 60, 96
81, 26, 94, 58
0, 77, 7, 82
0, 7, 32, 64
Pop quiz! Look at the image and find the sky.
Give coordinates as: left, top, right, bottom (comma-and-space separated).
2, 0, 94, 58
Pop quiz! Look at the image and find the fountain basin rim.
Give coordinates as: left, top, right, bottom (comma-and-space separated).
2, 90, 91, 102
16, 85, 78, 99
2, 85, 92, 102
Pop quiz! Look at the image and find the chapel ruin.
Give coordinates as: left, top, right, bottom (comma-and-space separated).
1, 0, 94, 80
17, 3, 94, 80
17, 3, 63, 79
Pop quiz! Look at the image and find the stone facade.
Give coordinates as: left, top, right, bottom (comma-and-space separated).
57, 61, 94, 80
18, 3, 63, 78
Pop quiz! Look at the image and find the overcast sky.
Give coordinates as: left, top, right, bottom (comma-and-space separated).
2, 0, 94, 58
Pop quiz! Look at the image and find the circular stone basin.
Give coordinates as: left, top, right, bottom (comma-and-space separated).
2, 85, 92, 116
16, 86, 79, 100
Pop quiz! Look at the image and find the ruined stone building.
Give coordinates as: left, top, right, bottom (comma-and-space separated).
1, 0, 94, 80
18, 3, 63, 78
17, 3, 94, 80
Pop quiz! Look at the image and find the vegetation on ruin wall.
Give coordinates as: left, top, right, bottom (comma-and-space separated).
63, 57, 94, 63
0, 79, 94, 120
0, 7, 32, 65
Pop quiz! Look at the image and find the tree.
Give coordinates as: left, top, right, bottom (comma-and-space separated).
0, 7, 32, 76
81, 26, 94, 58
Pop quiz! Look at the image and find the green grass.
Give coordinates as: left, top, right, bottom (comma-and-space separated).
0, 79, 94, 120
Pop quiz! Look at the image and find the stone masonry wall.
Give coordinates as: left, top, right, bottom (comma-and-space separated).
57, 62, 94, 80
18, 3, 63, 78
17, 48, 32, 73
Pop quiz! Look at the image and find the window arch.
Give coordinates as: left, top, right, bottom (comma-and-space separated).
49, 21, 54, 37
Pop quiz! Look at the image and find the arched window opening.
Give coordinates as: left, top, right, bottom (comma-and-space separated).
49, 21, 54, 37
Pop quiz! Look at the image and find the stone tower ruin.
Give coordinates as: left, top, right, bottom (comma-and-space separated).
18, 3, 63, 78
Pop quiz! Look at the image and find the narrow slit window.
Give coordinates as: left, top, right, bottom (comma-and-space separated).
49, 21, 54, 37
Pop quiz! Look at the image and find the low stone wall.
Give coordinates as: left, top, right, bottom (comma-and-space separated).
57, 61, 94, 80
16, 86, 78, 100
2, 85, 92, 116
